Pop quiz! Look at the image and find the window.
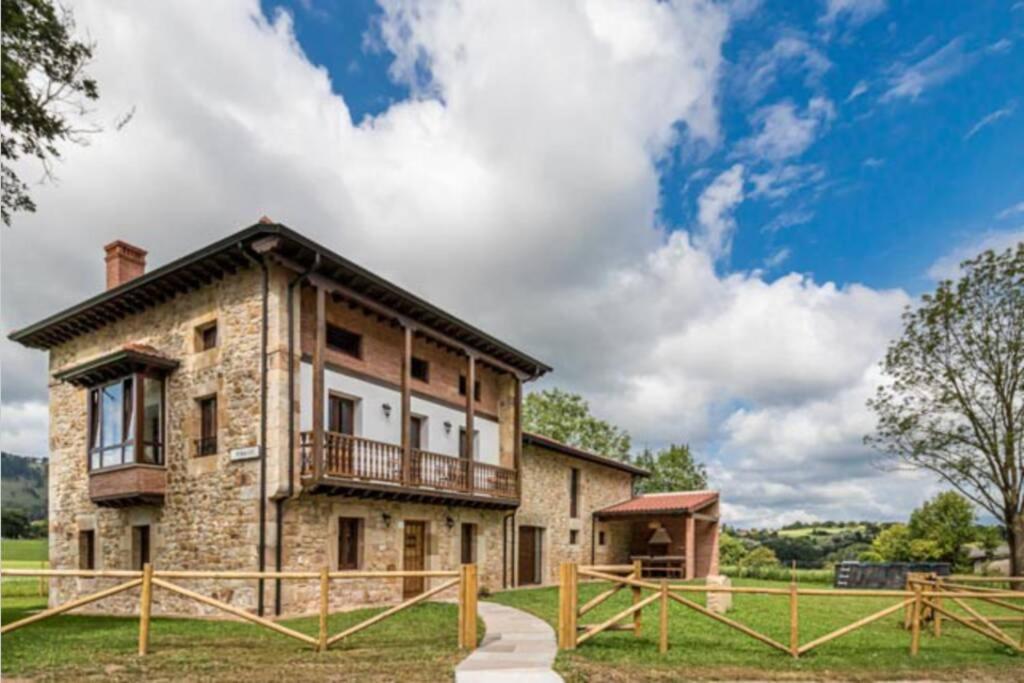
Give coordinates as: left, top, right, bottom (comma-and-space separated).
569, 468, 580, 519
599, 531, 606, 546
569, 530, 579, 545
326, 324, 362, 358
338, 517, 362, 570
328, 395, 356, 435
461, 523, 477, 564
409, 415, 425, 450
196, 395, 217, 456
79, 530, 95, 570
458, 428, 479, 460
198, 322, 218, 350
458, 375, 481, 401
88, 375, 164, 470
132, 525, 150, 570
411, 357, 429, 382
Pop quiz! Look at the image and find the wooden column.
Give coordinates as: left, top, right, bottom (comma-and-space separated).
138, 562, 153, 656
311, 286, 326, 480
400, 324, 412, 485
632, 558, 643, 637
513, 375, 522, 497
464, 354, 476, 491
685, 514, 696, 580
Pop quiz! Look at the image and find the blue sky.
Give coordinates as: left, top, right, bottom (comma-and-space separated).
2, 0, 1022, 526
264, 0, 1023, 293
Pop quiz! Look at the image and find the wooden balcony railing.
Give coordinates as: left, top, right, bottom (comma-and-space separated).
300, 431, 517, 499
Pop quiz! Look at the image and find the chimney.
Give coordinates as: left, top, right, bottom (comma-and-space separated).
104, 241, 147, 290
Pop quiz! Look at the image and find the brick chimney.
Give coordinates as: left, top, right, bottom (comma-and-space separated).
104, 241, 147, 289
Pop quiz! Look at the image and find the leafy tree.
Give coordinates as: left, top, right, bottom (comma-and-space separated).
1, 508, 31, 538
719, 532, 747, 566
872, 524, 912, 562
908, 491, 975, 565
635, 443, 708, 493
866, 245, 1024, 577
523, 388, 630, 458
858, 550, 884, 562
909, 538, 942, 562
1, 0, 99, 225
738, 546, 779, 569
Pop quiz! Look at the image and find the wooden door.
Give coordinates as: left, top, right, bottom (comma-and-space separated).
518, 526, 542, 585
403, 521, 427, 598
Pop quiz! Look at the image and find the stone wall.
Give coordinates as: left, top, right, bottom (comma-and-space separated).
516, 444, 635, 585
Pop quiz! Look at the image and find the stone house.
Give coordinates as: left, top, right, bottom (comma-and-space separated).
9, 221, 719, 616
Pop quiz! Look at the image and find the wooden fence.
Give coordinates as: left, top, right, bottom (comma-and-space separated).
1, 564, 478, 654
558, 562, 1024, 658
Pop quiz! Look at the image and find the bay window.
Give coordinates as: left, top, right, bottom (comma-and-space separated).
88, 374, 164, 469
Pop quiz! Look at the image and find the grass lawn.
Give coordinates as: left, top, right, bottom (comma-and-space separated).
2, 594, 471, 682
778, 525, 866, 538
1, 538, 48, 565
490, 579, 1023, 681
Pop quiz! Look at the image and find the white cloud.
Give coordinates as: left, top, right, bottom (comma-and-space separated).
820, 0, 887, 29
0, 0, 927, 525
763, 247, 791, 269
881, 37, 980, 103
845, 79, 869, 102
737, 97, 835, 162
762, 208, 814, 233
749, 163, 827, 201
693, 164, 745, 261
964, 103, 1016, 140
927, 230, 1024, 280
862, 157, 885, 168
997, 201, 1024, 220
736, 35, 831, 103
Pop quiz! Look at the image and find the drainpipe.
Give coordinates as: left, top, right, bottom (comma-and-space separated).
239, 243, 269, 616
273, 253, 320, 615
590, 511, 597, 566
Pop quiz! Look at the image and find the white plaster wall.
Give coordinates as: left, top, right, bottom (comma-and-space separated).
299, 361, 499, 464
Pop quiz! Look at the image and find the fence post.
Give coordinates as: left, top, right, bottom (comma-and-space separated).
138, 563, 153, 656
933, 576, 942, 638
558, 562, 577, 650
903, 575, 913, 629
318, 566, 329, 651
38, 560, 45, 597
910, 582, 923, 656
788, 580, 799, 658
659, 580, 668, 654
632, 559, 643, 637
465, 564, 478, 648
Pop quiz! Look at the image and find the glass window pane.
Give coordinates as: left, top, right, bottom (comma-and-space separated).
122, 443, 134, 464
123, 377, 135, 443
101, 382, 123, 449
89, 389, 101, 451
91, 450, 101, 470
101, 447, 121, 468
143, 377, 162, 445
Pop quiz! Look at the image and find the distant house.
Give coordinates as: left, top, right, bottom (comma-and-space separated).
968, 544, 1010, 575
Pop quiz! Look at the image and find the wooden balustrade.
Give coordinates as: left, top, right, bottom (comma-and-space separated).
301, 431, 517, 499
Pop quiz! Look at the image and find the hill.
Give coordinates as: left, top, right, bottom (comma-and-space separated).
1, 452, 48, 521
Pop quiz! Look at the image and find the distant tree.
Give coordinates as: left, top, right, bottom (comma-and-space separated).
635, 443, 708, 493
523, 388, 630, 458
719, 532, 747, 566
909, 538, 942, 562
1, 508, 31, 538
872, 524, 912, 562
866, 245, 1024, 577
908, 491, 975, 565
858, 550, 884, 563
1, 0, 100, 225
975, 525, 1005, 554
739, 546, 779, 569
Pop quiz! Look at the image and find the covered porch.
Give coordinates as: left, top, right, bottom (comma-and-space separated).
595, 491, 720, 580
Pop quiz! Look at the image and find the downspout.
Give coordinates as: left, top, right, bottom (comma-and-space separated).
590, 511, 597, 566
238, 243, 269, 617
274, 253, 321, 615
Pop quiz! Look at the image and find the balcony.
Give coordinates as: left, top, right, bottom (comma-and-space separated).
89, 463, 166, 507
300, 431, 518, 508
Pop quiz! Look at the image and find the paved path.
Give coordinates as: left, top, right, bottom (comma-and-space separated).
455, 600, 562, 683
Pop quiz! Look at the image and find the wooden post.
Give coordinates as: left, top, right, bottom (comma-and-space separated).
558, 562, 578, 650
933, 576, 943, 637
684, 515, 696, 580
903, 575, 913, 629
632, 559, 643, 637
401, 325, 413, 485
311, 285, 326, 479
462, 564, 478, 649
138, 563, 154, 656
513, 376, 522, 498
465, 354, 475, 469
38, 560, 45, 597
659, 581, 669, 654
910, 583, 923, 656
318, 566, 329, 652
788, 580, 799, 657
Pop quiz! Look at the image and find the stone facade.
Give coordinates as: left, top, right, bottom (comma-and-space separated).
516, 443, 636, 586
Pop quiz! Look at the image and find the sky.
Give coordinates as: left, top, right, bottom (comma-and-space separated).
1, 0, 1022, 528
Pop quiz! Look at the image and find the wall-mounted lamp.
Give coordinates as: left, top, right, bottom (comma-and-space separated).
443, 421, 452, 435
382, 402, 392, 419
446, 515, 455, 530
382, 512, 392, 528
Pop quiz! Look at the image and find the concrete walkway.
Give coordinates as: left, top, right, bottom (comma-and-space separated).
455, 601, 562, 683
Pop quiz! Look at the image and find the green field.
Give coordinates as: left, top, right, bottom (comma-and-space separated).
490, 579, 1023, 681
777, 524, 867, 538
2, 538, 48, 565
2, 594, 469, 682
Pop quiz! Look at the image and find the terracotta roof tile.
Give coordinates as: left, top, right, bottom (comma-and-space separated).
596, 491, 718, 517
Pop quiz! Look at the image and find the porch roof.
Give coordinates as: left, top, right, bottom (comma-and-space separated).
595, 491, 718, 519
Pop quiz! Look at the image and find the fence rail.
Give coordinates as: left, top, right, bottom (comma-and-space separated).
558, 563, 1024, 658
1, 564, 478, 654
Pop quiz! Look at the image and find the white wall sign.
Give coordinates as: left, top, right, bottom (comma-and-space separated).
230, 446, 261, 462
